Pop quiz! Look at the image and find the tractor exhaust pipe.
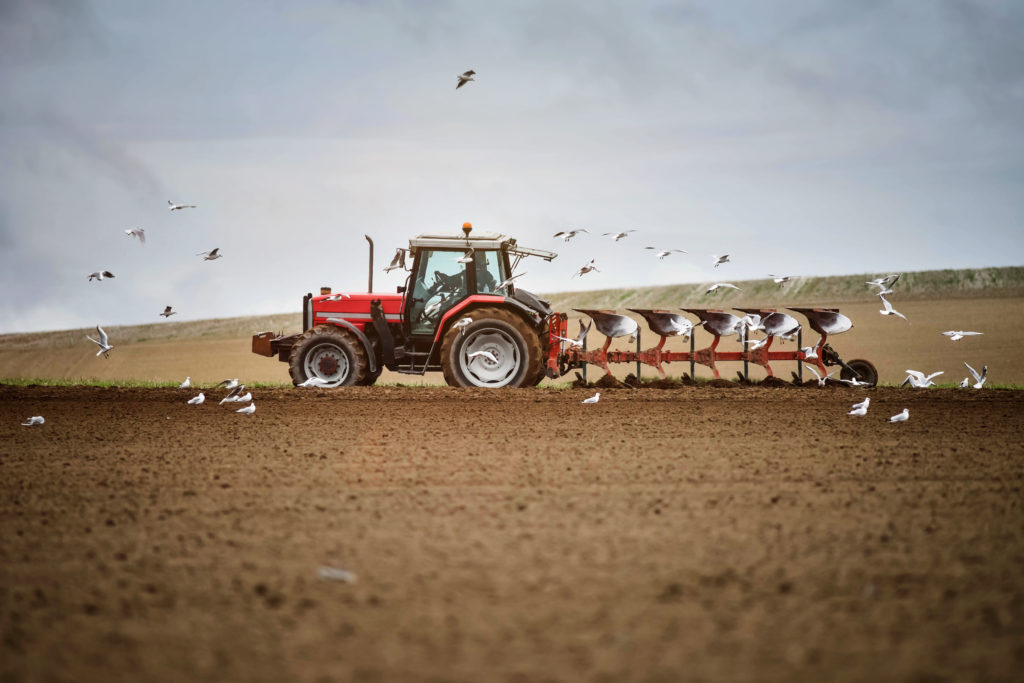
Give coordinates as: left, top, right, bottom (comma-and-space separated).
365, 235, 374, 292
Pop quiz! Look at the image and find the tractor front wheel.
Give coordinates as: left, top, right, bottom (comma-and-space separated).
288, 325, 370, 387
441, 307, 542, 388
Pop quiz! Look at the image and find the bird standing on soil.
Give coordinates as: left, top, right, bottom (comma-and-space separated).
179, 376, 191, 388
850, 397, 870, 411
456, 70, 475, 89
236, 402, 255, 415
582, 392, 600, 404
901, 370, 943, 388
963, 362, 988, 389
187, 392, 205, 405
85, 325, 114, 358
233, 392, 252, 404
889, 408, 910, 423
848, 404, 869, 417
220, 385, 246, 404
21, 416, 45, 426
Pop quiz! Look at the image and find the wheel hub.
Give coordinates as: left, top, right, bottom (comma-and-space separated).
318, 356, 339, 375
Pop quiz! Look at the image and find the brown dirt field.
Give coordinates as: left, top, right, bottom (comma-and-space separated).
2, 385, 1023, 682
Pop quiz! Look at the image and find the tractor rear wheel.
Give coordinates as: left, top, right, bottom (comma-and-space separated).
441, 307, 542, 388
840, 359, 878, 386
288, 325, 370, 387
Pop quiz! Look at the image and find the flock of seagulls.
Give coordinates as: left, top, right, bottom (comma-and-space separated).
82, 199, 217, 360
185, 377, 256, 414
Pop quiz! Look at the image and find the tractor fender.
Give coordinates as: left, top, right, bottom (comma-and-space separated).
324, 317, 378, 373
432, 296, 543, 343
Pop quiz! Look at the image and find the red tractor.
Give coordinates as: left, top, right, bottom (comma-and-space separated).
252, 223, 565, 387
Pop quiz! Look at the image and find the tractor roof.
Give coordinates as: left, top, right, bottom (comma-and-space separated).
408, 232, 558, 261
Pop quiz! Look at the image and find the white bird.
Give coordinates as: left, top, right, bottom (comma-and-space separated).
179, 376, 191, 388
867, 274, 900, 291
455, 69, 475, 89
942, 330, 983, 342
889, 408, 909, 423
712, 254, 730, 268
168, 200, 196, 211
21, 416, 45, 426
160, 305, 176, 318
553, 229, 589, 242
85, 325, 114, 357
572, 260, 599, 278
220, 384, 246, 404
383, 250, 407, 273
495, 272, 525, 292
645, 247, 687, 260
705, 282, 741, 295
187, 392, 205, 405
743, 337, 768, 350
298, 377, 330, 387
963, 361, 988, 389
322, 293, 351, 301
839, 376, 874, 387
960, 376, 970, 388
581, 392, 600, 404
456, 249, 475, 264
468, 350, 498, 365
87, 270, 115, 281
233, 392, 252, 404
878, 295, 907, 321
768, 274, 792, 285
901, 370, 943, 388
850, 397, 870, 411
452, 317, 473, 335
805, 364, 836, 387
602, 230, 636, 242
124, 228, 145, 244
318, 566, 357, 583
800, 346, 818, 361
217, 378, 239, 390
236, 402, 256, 415
848, 404, 869, 417
555, 320, 592, 349
197, 248, 221, 261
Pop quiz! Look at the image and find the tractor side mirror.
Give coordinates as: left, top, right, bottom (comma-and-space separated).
397, 285, 406, 294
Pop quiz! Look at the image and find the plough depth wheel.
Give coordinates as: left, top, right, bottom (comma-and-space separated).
840, 359, 878, 386
441, 307, 542, 388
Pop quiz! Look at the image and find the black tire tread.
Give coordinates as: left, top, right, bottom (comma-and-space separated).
288, 325, 369, 387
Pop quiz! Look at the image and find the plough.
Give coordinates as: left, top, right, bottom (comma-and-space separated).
547, 306, 877, 385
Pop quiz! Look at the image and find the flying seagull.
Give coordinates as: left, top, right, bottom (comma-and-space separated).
220, 384, 246, 404
768, 274, 791, 285
160, 306, 177, 318
452, 317, 473, 335
85, 325, 114, 358
556, 320, 591, 349
456, 249, 475, 264
187, 392, 205, 405
963, 361, 988, 389
88, 271, 115, 281
942, 330, 982, 342
582, 392, 601, 404
553, 229, 589, 242
805, 364, 836, 387
298, 377, 330, 387
217, 378, 239, 390
21, 416, 45, 426
168, 200, 196, 211
889, 408, 910, 423
383, 249, 407, 273
456, 70, 475, 89
645, 247, 687, 260
197, 248, 221, 261
179, 377, 191, 388
878, 295, 907, 321
124, 228, 145, 244
712, 254, 730, 268
901, 370, 943, 388
705, 282, 741, 295
235, 402, 256, 415
495, 272, 525, 292
839, 376, 874, 387
602, 230, 636, 242
572, 260, 599, 278
468, 350, 498, 365
867, 274, 900, 291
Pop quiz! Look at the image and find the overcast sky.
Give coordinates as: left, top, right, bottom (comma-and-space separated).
1, 0, 1022, 333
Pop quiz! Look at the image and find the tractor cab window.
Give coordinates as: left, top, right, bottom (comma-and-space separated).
472, 250, 507, 294
409, 250, 468, 335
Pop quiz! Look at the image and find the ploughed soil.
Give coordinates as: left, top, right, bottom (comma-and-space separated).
2, 384, 1023, 682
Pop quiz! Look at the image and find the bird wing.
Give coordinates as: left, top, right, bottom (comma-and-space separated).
962, 331, 983, 336
905, 370, 925, 380
463, 70, 475, 76
924, 371, 944, 381
553, 231, 566, 238
805, 365, 821, 380
209, 248, 219, 256
963, 362, 981, 382
103, 271, 115, 278
879, 296, 893, 312
97, 326, 108, 346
